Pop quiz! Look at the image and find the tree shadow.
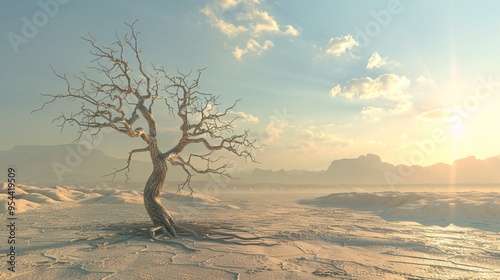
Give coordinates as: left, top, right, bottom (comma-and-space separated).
84, 220, 279, 251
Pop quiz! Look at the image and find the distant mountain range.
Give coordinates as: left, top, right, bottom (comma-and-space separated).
248, 153, 500, 185
2, 145, 499, 186
0, 144, 193, 185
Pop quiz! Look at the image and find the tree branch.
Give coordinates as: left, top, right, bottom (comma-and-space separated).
34, 21, 260, 189
32, 22, 173, 145
103, 146, 150, 182
156, 69, 260, 192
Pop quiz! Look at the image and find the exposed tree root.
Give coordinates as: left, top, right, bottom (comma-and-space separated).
150, 221, 279, 247
86, 220, 277, 253
149, 235, 199, 252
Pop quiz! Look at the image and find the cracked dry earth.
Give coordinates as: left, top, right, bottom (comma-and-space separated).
2, 189, 500, 279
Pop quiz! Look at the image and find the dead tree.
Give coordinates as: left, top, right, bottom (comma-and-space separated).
33, 21, 258, 239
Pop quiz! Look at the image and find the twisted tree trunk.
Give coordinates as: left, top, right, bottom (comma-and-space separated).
144, 143, 177, 238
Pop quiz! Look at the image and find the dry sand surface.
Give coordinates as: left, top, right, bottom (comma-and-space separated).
1, 183, 500, 279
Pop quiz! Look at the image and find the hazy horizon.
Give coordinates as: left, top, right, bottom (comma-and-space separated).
3, 143, 499, 171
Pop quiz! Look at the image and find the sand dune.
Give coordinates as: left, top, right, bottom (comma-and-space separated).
301, 191, 500, 230
0, 183, 221, 214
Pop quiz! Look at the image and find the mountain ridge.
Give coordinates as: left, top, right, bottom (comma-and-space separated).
249, 153, 500, 185
2, 145, 499, 186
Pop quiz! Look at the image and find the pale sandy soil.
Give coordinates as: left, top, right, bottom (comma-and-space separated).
1, 184, 500, 279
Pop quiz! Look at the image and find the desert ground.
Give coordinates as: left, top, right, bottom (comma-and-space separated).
1, 183, 500, 279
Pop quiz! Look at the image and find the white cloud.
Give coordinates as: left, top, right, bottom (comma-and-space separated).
332, 74, 413, 121
261, 115, 288, 144
366, 52, 383, 68
233, 39, 273, 60
284, 25, 299, 36
367, 52, 386, 69
366, 52, 400, 69
237, 9, 280, 35
415, 108, 455, 122
392, 100, 412, 113
229, 111, 259, 123
329, 84, 341, 97
361, 101, 412, 122
202, 0, 299, 60
325, 35, 358, 57
361, 106, 387, 122
334, 74, 411, 101
201, 4, 247, 36
219, 0, 240, 10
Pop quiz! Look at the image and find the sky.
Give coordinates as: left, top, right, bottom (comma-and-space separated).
1, 0, 500, 171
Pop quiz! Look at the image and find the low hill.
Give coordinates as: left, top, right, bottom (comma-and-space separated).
0, 144, 200, 185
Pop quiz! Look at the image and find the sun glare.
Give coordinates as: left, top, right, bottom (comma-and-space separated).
449, 123, 466, 140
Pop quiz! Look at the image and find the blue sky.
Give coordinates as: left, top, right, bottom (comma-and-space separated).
2, 0, 500, 171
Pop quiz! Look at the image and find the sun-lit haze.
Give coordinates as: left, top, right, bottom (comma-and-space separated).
2, 0, 500, 171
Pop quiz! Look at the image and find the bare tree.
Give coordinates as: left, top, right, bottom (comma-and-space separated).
34, 21, 258, 239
